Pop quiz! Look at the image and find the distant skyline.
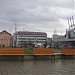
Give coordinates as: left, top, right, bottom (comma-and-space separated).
0, 0, 74, 37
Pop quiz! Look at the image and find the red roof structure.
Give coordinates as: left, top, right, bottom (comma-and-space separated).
17, 31, 47, 36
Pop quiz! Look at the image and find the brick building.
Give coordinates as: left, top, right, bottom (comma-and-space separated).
0, 30, 12, 47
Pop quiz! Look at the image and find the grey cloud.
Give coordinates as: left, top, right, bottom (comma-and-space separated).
0, 0, 74, 37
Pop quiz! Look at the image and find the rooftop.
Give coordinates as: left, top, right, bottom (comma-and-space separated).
17, 31, 47, 36
0, 30, 11, 36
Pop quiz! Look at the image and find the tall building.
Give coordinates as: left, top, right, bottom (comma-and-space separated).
52, 33, 65, 48
0, 30, 12, 47
13, 31, 47, 47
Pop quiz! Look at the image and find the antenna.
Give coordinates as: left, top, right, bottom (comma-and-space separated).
14, 23, 17, 32
38, 29, 39, 32
72, 16, 75, 29
67, 17, 70, 29
72, 16, 74, 25
12, 18, 18, 33
12, 18, 18, 47
70, 17, 73, 29
61, 31, 62, 35
54, 27, 56, 34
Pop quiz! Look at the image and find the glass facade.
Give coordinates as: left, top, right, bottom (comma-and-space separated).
13, 31, 47, 47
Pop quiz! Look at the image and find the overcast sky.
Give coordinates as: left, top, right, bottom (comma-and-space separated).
0, 0, 74, 37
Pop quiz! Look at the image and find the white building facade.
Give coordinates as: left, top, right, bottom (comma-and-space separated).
52, 34, 65, 48
13, 31, 47, 47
